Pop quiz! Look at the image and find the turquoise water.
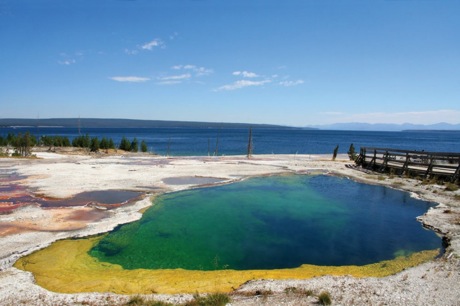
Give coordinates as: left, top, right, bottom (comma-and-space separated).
90, 175, 440, 270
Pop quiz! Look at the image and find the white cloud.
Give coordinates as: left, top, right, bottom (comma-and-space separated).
58, 59, 76, 65
157, 80, 182, 86
169, 32, 179, 40
279, 80, 304, 87
194, 67, 213, 76
172, 64, 213, 76
232, 71, 259, 78
58, 51, 82, 65
123, 38, 164, 55
109, 76, 150, 83
217, 69, 303, 91
141, 39, 164, 50
157, 73, 191, 81
124, 48, 138, 55
155, 65, 213, 86
215, 79, 271, 91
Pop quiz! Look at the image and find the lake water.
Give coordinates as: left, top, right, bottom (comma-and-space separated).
89, 175, 440, 270
1, 127, 459, 156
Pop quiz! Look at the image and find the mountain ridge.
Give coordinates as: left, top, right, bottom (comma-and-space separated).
309, 122, 460, 131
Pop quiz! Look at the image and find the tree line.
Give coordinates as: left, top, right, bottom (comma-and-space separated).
0, 132, 148, 157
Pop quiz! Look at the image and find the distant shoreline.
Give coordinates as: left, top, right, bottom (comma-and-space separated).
402, 129, 460, 132
0, 118, 303, 130
2, 118, 459, 131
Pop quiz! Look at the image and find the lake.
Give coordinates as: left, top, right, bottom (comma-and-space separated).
1, 127, 459, 156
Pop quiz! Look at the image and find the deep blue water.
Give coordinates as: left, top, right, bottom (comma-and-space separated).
1, 127, 459, 156
90, 175, 440, 269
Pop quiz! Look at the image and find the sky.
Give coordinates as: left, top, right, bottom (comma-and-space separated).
1, 0, 459, 127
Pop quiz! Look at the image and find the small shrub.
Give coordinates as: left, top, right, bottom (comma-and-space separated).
388, 169, 396, 179
300, 289, 314, 296
254, 289, 273, 297
125, 295, 146, 306
445, 183, 459, 192
421, 179, 431, 185
284, 287, 297, 294
318, 291, 332, 305
150, 302, 175, 306
284, 287, 313, 296
124, 296, 174, 306
391, 181, 404, 188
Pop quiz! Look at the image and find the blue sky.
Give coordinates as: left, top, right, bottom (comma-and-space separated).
1, 0, 459, 126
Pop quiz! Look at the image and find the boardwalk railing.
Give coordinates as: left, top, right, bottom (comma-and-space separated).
356, 147, 460, 182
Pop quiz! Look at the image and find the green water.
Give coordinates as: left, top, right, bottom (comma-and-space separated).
90, 175, 440, 270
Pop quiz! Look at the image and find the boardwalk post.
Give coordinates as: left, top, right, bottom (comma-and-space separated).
453, 163, 460, 182
402, 152, 410, 175
370, 149, 377, 169
380, 150, 389, 172
424, 157, 434, 178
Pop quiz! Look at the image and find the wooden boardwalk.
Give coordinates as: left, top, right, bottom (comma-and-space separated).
355, 147, 460, 183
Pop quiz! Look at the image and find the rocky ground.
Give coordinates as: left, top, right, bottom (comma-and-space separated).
0, 150, 459, 305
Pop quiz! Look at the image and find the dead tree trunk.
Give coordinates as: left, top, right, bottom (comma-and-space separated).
247, 127, 253, 158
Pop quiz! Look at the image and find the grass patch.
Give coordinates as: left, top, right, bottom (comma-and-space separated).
184, 293, 230, 306
124, 295, 174, 306
421, 179, 431, 185
124, 294, 231, 306
445, 183, 459, 192
284, 287, 314, 296
391, 181, 404, 188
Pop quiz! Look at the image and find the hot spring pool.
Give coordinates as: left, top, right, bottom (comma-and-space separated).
89, 175, 440, 270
